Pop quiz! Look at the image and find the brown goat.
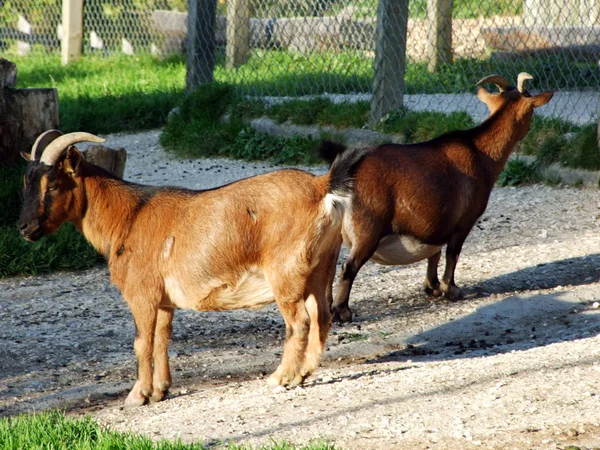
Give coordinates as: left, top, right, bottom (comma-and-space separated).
323, 73, 553, 323
18, 131, 364, 406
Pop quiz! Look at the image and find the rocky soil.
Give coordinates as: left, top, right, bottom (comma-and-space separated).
1, 130, 600, 449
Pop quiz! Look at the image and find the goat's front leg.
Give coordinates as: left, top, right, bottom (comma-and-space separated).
125, 297, 158, 407
150, 306, 174, 403
423, 251, 442, 297
440, 235, 468, 300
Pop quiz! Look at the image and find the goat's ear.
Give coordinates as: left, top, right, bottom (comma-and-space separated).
20, 151, 32, 161
529, 91, 553, 108
63, 146, 83, 175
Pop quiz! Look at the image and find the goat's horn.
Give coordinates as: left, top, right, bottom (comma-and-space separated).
517, 72, 533, 93
39, 132, 106, 166
476, 74, 511, 92
31, 129, 63, 161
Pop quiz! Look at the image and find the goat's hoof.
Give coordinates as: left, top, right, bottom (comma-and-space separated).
267, 372, 283, 387
149, 388, 168, 404
424, 285, 442, 298
124, 391, 148, 408
443, 286, 463, 301
332, 306, 353, 324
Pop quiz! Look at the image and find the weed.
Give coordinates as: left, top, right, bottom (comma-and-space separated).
497, 157, 539, 187
338, 332, 369, 343
559, 125, 600, 170
376, 108, 474, 142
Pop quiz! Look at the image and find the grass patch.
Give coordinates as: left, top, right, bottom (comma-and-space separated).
497, 157, 540, 187
0, 163, 102, 278
518, 117, 600, 172
12, 54, 186, 134
376, 108, 475, 142
0, 411, 336, 450
160, 83, 321, 165
268, 98, 370, 128
329, 0, 521, 19
10, 50, 595, 138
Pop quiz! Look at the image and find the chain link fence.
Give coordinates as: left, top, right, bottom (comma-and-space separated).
1, 0, 598, 127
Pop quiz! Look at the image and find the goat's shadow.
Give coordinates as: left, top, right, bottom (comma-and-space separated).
366, 253, 600, 365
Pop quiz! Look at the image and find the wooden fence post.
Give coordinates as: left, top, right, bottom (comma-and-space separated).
426, 0, 453, 73
186, 0, 217, 91
226, 0, 250, 69
61, 0, 83, 65
370, 0, 409, 123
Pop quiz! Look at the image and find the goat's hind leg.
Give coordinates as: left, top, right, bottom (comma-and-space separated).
440, 234, 468, 300
423, 251, 443, 297
150, 306, 174, 403
267, 275, 312, 387
301, 262, 334, 378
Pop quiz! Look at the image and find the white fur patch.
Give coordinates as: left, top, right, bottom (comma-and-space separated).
371, 235, 442, 266
324, 191, 349, 224
162, 236, 175, 260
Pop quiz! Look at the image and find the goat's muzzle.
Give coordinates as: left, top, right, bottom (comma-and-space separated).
18, 219, 43, 242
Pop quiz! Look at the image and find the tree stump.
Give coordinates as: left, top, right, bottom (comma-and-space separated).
82, 145, 127, 179
0, 58, 59, 165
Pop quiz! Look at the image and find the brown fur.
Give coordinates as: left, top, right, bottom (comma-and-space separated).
19, 149, 353, 406
331, 79, 553, 323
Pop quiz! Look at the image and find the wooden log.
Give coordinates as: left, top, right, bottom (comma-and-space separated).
0, 59, 17, 89
82, 145, 127, 179
0, 88, 59, 164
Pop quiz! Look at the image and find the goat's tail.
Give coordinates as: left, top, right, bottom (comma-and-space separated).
320, 140, 368, 217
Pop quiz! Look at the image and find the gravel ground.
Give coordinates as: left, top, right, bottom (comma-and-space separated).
1, 130, 600, 450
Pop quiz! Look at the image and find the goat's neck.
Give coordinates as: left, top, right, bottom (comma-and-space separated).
76, 171, 143, 259
472, 107, 522, 177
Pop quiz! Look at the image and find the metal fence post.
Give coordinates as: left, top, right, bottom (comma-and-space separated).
370, 0, 409, 124
427, 0, 453, 72
186, 0, 217, 91
61, 0, 83, 65
226, 0, 250, 69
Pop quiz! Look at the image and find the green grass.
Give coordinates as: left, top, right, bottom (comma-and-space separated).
160, 83, 321, 164
0, 411, 336, 450
376, 108, 475, 142
329, 0, 522, 19
12, 54, 186, 134
0, 163, 102, 278
10, 49, 596, 138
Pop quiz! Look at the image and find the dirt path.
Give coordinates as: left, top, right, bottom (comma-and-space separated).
1, 131, 600, 449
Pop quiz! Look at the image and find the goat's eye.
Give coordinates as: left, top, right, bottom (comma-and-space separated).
48, 184, 57, 192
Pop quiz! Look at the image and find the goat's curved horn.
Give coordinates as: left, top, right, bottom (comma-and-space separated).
476, 74, 511, 92
517, 72, 533, 93
39, 132, 105, 166
31, 129, 63, 161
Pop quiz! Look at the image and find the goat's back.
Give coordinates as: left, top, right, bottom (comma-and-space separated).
351, 142, 495, 246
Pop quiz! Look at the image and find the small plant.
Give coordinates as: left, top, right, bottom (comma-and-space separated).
497, 157, 539, 187
376, 108, 474, 142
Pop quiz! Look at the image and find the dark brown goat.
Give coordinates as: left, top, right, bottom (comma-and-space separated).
18, 130, 364, 406
324, 73, 553, 323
